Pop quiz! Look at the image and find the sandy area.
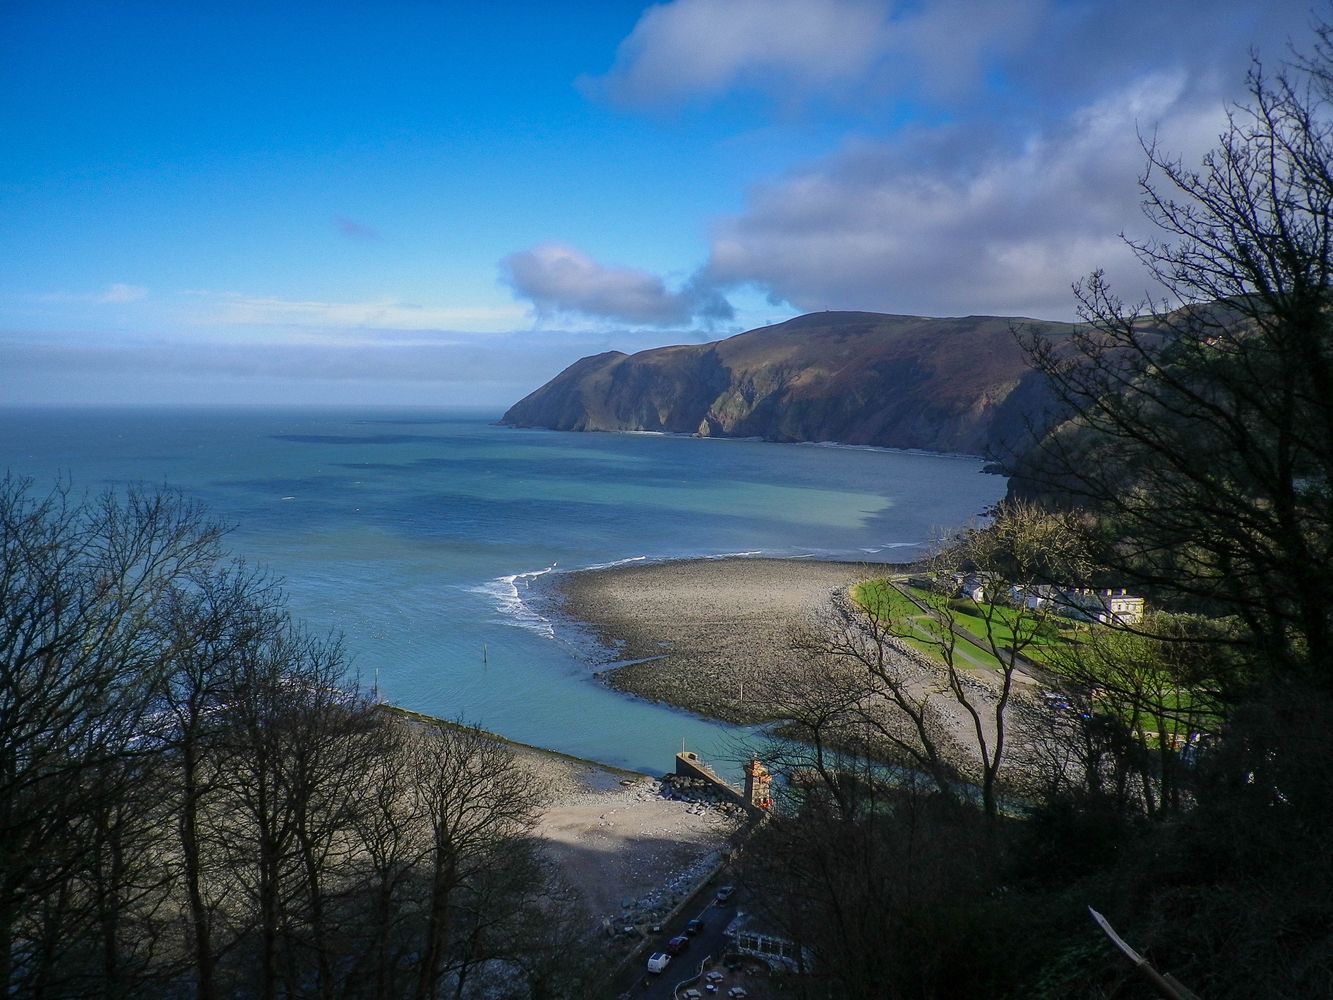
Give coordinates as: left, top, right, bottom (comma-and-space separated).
552, 557, 874, 723
509, 745, 742, 931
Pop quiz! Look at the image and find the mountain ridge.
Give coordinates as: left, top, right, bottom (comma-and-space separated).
501, 310, 1072, 459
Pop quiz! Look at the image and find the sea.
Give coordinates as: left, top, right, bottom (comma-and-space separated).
0, 407, 1007, 777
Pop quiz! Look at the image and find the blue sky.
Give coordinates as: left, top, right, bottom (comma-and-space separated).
0, 0, 1314, 407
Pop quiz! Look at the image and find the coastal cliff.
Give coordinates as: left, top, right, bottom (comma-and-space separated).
500, 311, 1069, 458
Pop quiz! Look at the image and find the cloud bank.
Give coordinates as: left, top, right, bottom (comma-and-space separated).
502, 243, 732, 326
705, 72, 1222, 319
585, 0, 900, 107
574, 0, 1313, 323
183, 292, 525, 333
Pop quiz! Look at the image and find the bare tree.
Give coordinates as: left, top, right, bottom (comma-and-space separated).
159, 564, 287, 1000
781, 503, 1087, 820
1034, 611, 1227, 817
2, 479, 595, 999
780, 607, 963, 810
1017, 54, 1333, 692
410, 723, 543, 1000
212, 612, 370, 1000
0, 478, 222, 995
343, 718, 431, 1000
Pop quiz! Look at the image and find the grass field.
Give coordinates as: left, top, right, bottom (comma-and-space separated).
852, 579, 1070, 671
852, 578, 1215, 743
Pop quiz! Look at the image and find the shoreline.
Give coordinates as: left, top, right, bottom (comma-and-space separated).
539, 555, 1027, 796
381, 705, 742, 930
545, 556, 896, 724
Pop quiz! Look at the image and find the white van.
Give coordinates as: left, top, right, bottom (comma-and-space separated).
646, 952, 671, 974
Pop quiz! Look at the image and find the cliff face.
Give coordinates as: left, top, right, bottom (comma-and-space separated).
501, 311, 1071, 458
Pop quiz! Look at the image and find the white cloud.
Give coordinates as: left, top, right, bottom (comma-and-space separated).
704, 72, 1224, 320
97, 283, 149, 303
586, 0, 895, 107
24, 283, 150, 305
502, 243, 732, 326
0, 322, 719, 407
587, 0, 1312, 320
584, 0, 1049, 109
185, 292, 527, 333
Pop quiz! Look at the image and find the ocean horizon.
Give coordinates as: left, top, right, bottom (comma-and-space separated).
0, 405, 1007, 775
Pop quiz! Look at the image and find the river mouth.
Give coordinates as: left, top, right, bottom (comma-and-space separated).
0, 407, 1005, 775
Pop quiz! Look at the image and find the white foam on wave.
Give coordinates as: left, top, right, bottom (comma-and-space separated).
580, 554, 649, 572
468, 564, 558, 639
861, 542, 918, 553
585, 551, 770, 571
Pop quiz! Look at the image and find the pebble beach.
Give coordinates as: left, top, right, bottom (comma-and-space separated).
551, 557, 881, 723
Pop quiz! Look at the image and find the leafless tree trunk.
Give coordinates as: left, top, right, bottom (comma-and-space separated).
411, 722, 542, 1000
1016, 56, 1333, 693
347, 718, 429, 1000
160, 565, 286, 1000
0, 478, 222, 996
216, 618, 354, 1000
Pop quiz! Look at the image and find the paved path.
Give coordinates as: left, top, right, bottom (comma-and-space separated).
888, 578, 1062, 688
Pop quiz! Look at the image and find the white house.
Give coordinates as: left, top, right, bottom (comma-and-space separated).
1065, 588, 1146, 626
962, 578, 1146, 626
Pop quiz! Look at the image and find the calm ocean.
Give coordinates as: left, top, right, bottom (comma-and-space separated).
0, 407, 1005, 775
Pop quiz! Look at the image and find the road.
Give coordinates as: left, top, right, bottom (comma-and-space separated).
614, 884, 747, 1000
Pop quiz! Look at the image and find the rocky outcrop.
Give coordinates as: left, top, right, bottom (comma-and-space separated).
501, 311, 1071, 458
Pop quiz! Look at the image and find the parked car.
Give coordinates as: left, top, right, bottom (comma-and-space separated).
646, 952, 670, 974
666, 934, 690, 955
685, 918, 704, 936
714, 885, 736, 904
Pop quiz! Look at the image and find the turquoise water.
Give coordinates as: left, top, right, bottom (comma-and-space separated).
0, 407, 1006, 775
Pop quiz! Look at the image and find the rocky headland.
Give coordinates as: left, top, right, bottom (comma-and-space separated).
501, 310, 1070, 459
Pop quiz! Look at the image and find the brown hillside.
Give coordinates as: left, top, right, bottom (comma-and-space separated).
501, 311, 1071, 457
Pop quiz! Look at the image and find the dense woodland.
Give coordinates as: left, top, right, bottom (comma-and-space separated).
6, 25, 1333, 1000
736, 34, 1333, 1000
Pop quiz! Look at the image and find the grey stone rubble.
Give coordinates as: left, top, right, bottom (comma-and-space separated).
602, 777, 737, 933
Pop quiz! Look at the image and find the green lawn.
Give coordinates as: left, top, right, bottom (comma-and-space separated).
853, 579, 1073, 670
939, 598, 1071, 666
853, 580, 1212, 737
851, 579, 1006, 670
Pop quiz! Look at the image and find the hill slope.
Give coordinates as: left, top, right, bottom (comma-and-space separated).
501, 311, 1070, 457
